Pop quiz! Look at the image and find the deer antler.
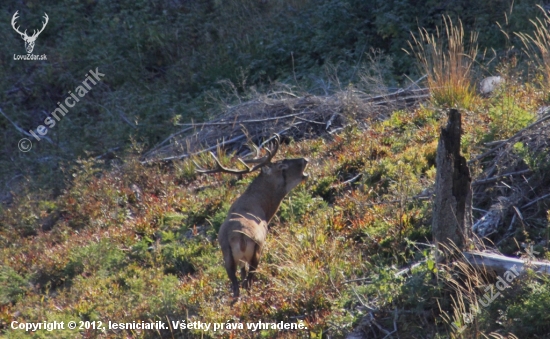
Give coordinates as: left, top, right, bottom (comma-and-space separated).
11, 11, 48, 39
31, 13, 49, 39
195, 134, 280, 175
11, 11, 25, 36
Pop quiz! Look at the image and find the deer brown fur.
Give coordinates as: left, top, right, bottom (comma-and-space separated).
196, 135, 308, 298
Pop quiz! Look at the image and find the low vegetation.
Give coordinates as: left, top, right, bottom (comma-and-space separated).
2, 73, 550, 337
2, 1, 550, 339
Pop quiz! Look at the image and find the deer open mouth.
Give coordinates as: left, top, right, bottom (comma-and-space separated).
302, 161, 309, 180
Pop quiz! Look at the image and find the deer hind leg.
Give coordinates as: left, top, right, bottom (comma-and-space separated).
228, 232, 256, 294
223, 250, 240, 298
244, 243, 262, 290
240, 264, 248, 287
236, 235, 258, 290
239, 232, 249, 285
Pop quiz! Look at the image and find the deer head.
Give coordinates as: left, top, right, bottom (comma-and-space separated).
12, 11, 49, 54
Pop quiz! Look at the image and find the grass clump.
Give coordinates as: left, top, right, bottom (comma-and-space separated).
407, 16, 479, 109
516, 5, 550, 94
487, 91, 536, 141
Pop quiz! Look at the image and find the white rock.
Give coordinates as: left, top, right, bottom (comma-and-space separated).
479, 76, 505, 95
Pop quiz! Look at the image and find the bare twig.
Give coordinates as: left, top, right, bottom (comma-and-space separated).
521, 193, 550, 209
175, 111, 318, 127
483, 139, 507, 147
295, 116, 326, 125
144, 85, 430, 163
119, 110, 137, 129
149, 134, 247, 163
395, 260, 427, 277
404, 74, 428, 90
265, 91, 299, 98
0, 107, 54, 145
472, 169, 531, 186
349, 285, 377, 312
381, 308, 398, 339
342, 277, 372, 284
339, 173, 363, 186
470, 114, 550, 163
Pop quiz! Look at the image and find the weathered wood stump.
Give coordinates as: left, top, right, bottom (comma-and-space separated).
431, 110, 550, 274
432, 109, 472, 252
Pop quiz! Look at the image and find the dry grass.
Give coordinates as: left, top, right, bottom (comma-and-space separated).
407, 16, 479, 109
516, 5, 550, 91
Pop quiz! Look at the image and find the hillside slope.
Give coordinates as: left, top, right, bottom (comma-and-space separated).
2, 77, 550, 337
3, 1, 550, 338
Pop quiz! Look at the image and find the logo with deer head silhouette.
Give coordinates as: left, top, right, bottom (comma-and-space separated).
11, 11, 49, 54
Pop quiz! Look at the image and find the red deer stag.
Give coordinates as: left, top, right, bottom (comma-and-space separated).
195, 135, 308, 298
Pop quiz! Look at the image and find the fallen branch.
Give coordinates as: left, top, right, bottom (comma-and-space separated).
0, 107, 54, 145
144, 85, 430, 163
338, 173, 363, 187
148, 134, 247, 163
361, 88, 429, 103
463, 251, 550, 275
469, 114, 550, 164
472, 169, 531, 186
175, 111, 319, 127
395, 260, 427, 277
521, 193, 550, 209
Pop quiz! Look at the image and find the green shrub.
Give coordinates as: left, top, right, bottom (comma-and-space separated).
278, 188, 327, 223
63, 239, 126, 281
488, 94, 535, 140
0, 266, 28, 305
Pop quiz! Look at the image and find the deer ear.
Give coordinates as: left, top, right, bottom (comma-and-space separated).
276, 163, 289, 171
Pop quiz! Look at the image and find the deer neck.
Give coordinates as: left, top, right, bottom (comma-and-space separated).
240, 176, 286, 223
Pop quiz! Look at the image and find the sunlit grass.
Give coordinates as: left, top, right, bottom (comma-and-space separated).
407, 16, 479, 109
516, 5, 550, 94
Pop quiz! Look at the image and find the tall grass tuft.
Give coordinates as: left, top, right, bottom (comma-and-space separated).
407, 16, 479, 109
516, 5, 550, 91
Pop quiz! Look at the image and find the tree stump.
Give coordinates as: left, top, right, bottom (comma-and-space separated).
432, 109, 473, 252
